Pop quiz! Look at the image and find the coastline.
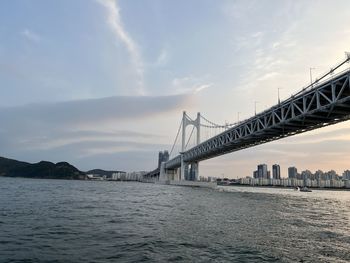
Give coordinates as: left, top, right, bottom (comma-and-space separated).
217, 183, 350, 191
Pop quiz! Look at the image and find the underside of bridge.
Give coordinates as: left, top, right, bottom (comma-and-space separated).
166, 69, 350, 171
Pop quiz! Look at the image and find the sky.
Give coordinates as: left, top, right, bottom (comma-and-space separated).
0, 0, 350, 177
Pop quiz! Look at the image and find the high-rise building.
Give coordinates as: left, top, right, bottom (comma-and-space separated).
301, 170, 313, 180
324, 170, 338, 180
257, 164, 268, 178
272, 164, 281, 179
158, 150, 169, 168
288, 167, 298, 179
343, 170, 350, 180
314, 170, 324, 180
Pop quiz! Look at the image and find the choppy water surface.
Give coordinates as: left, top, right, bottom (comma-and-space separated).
1, 177, 350, 262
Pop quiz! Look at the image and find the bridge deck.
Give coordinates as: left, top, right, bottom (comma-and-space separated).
166, 69, 350, 169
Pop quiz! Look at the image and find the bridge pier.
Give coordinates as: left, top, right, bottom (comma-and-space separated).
159, 162, 176, 181
189, 162, 199, 181
159, 162, 167, 182
180, 154, 188, 181
180, 154, 200, 181
173, 167, 180, 180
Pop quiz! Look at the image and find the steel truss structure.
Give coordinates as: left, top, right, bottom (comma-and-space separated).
166, 68, 350, 169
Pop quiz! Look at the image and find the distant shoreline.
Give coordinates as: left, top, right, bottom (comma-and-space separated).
0, 175, 84, 180
217, 184, 350, 191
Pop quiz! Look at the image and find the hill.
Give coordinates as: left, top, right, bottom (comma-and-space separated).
0, 156, 86, 180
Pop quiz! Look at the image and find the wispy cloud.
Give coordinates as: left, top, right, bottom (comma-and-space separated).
155, 48, 169, 66
251, 31, 264, 38
96, 0, 145, 95
193, 83, 212, 94
257, 72, 280, 81
272, 42, 281, 49
20, 29, 41, 42
171, 76, 212, 95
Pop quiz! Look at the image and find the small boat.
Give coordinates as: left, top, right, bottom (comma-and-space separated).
300, 187, 312, 192
294, 187, 300, 191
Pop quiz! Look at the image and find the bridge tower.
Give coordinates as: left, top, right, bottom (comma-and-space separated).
180, 111, 200, 181
182, 111, 200, 151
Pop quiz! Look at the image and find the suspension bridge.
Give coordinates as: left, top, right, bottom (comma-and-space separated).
144, 54, 350, 182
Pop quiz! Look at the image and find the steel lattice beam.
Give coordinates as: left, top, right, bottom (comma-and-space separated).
165, 70, 350, 169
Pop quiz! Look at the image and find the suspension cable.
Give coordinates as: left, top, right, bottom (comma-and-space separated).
184, 112, 194, 122
200, 114, 221, 127
200, 114, 237, 128
169, 118, 183, 157
185, 125, 195, 150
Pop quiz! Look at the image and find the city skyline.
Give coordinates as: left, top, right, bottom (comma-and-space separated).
1, 1, 350, 176
251, 163, 349, 180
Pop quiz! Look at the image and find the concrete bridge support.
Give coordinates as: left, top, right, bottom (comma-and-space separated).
180, 154, 199, 181
173, 167, 181, 181
189, 162, 199, 181
159, 162, 167, 182
180, 154, 189, 181
159, 162, 176, 181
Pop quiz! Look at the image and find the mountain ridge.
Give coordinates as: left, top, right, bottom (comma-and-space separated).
0, 156, 86, 180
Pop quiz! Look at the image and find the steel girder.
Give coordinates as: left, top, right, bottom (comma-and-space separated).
165, 70, 350, 169
143, 167, 160, 178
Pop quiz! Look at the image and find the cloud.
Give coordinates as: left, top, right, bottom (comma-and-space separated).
59, 140, 168, 158
0, 94, 193, 169
155, 48, 169, 66
223, 0, 350, 117
272, 42, 281, 49
257, 72, 280, 81
17, 130, 165, 151
251, 31, 264, 38
96, 0, 145, 95
171, 76, 212, 95
221, 0, 257, 20
278, 126, 350, 145
172, 77, 191, 87
193, 84, 212, 94
20, 29, 41, 42
0, 95, 191, 126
